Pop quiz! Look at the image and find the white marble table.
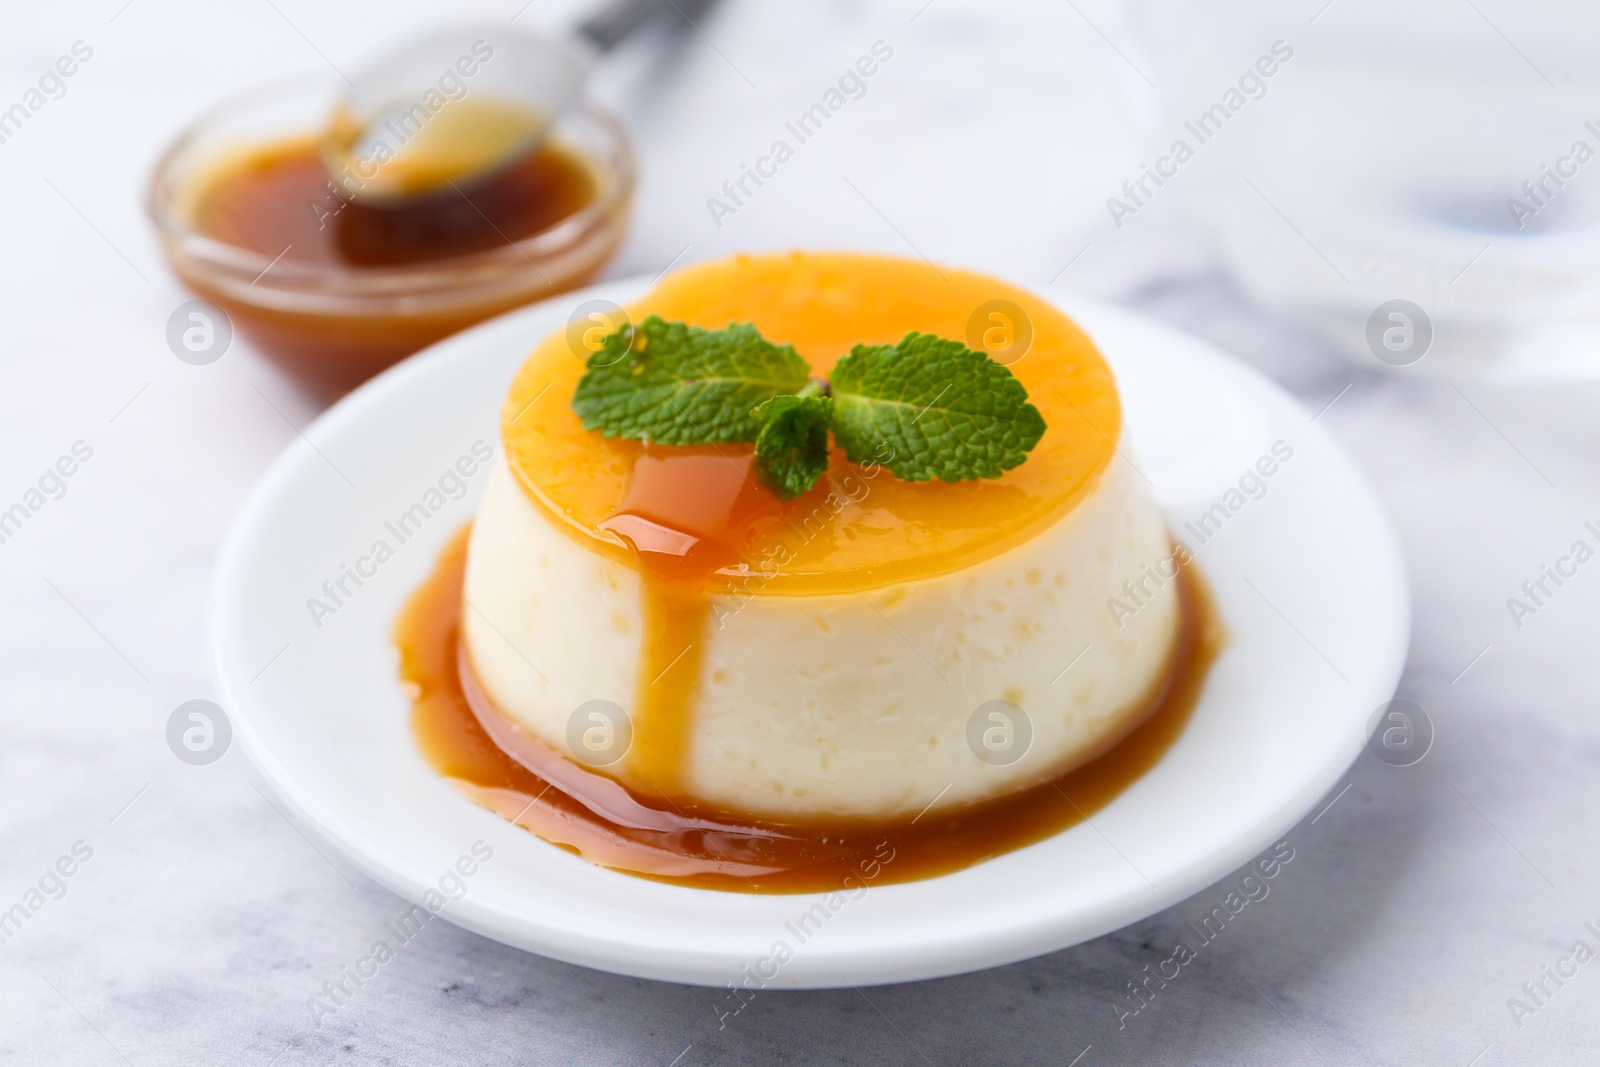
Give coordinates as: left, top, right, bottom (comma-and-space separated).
2, 2, 1598, 1064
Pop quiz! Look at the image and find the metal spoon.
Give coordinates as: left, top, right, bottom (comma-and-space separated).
320, 0, 682, 205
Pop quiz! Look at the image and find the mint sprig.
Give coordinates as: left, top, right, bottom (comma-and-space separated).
571, 316, 811, 445
831, 333, 1047, 483
571, 319, 1047, 499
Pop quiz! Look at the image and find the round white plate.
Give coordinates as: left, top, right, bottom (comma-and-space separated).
209, 274, 1408, 988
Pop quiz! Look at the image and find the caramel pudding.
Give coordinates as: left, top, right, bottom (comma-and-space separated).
459, 253, 1185, 816
394, 251, 1222, 890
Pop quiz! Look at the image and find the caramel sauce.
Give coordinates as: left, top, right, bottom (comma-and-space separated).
192, 135, 595, 268
400, 524, 1225, 893
597, 448, 781, 795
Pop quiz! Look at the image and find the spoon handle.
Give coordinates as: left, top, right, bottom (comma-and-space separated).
575, 0, 662, 52
576, 0, 723, 53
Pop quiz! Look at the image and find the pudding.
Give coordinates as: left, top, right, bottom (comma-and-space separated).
456, 251, 1182, 820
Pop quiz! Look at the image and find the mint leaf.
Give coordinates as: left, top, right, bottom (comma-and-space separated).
572, 316, 812, 444
753, 394, 834, 500
830, 333, 1046, 482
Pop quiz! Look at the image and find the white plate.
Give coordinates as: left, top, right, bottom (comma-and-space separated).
209, 275, 1408, 988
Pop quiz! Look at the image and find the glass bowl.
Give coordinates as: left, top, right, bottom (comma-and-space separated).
147, 75, 634, 398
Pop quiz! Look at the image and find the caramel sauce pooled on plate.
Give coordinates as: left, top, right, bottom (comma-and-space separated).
398, 524, 1225, 893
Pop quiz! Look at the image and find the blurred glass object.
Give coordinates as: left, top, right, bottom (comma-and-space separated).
1128, 0, 1600, 383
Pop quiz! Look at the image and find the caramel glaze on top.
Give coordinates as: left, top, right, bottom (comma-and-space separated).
500, 252, 1120, 593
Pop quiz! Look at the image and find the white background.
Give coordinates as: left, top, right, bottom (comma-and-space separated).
2, 1, 1598, 1064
